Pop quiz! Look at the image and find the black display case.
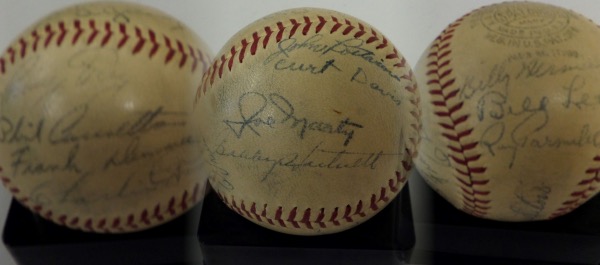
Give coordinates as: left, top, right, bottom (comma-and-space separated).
4, 170, 600, 265
197, 185, 415, 265
408, 170, 600, 265
2, 198, 204, 265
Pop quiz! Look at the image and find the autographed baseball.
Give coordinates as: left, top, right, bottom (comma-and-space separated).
415, 1, 600, 221
0, 2, 212, 232
194, 8, 419, 235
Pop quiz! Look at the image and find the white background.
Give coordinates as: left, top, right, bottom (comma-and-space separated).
1, 1, 599, 264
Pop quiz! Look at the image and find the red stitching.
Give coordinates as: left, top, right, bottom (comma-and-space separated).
163, 36, 176, 63
44, 24, 55, 48
225, 47, 236, 73
301, 17, 312, 36
132, 27, 146, 54
214, 153, 412, 232
84, 219, 93, 231
250, 32, 260, 55
198, 14, 410, 97
148, 30, 159, 57
18, 38, 27, 59
354, 23, 366, 38
167, 197, 176, 215
425, 15, 490, 217
275, 22, 285, 42
88, 20, 99, 45
289, 19, 301, 38
0, 18, 209, 231
31, 30, 40, 51
342, 22, 354, 35
7, 47, 15, 64
100, 22, 111, 46
72, 20, 83, 44
287, 207, 301, 228
176, 40, 187, 68
153, 204, 165, 221
199, 12, 418, 231
330, 16, 343, 33
300, 208, 313, 229
140, 209, 150, 225
2, 182, 202, 232
117, 23, 129, 48
366, 29, 379, 44
315, 16, 326, 33
57, 21, 67, 46
550, 155, 600, 218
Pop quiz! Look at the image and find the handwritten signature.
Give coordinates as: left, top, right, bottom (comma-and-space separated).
510, 182, 551, 220
264, 34, 404, 82
10, 144, 83, 178
73, 4, 186, 30
478, 93, 550, 167
0, 105, 187, 145
205, 138, 399, 182
223, 92, 363, 147
2, 105, 196, 206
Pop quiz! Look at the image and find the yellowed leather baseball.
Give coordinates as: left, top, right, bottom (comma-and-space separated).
415, 1, 600, 221
194, 7, 420, 235
0, 2, 212, 232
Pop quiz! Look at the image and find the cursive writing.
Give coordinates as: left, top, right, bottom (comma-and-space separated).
273, 58, 341, 75
264, 34, 404, 82
223, 92, 363, 146
49, 105, 187, 144
67, 48, 129, 104
516, 59, 600, 80
0, 116, 44, 144
103, 135, 196, 169
73, 4, 187, 30
206, 139, 397, 182
478, 94, 550, 167
510, 182, 551, 220
461, 64, 511, 100
10, 144, 83, 178
562, 75, 600, 110
350, 67, 402, 106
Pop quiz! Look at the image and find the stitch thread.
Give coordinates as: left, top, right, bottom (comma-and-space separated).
215, 166, 409, 231
425, 14, 490, 217
0, 18, 210, 232
550, 155, 600, 218
198, 12, 418, 232
198, 14, 408, 98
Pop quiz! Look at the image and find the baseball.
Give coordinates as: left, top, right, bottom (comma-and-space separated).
194, 8, 420, 235
415, 1, 600, 221
0, 2, 212, 232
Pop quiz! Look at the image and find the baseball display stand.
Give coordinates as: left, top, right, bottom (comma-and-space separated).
2, 197, 204, 265
197, 184, 415, 265
409, 170, 600, 265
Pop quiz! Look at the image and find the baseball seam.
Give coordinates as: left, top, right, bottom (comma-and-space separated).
550, 155, 600, 219
197, 13, 419, 231
217, 161, 411, 230
197, 15, 415, 98
0, 19, 211, 76
0, 19, 210, 232
424, 14, 491, 217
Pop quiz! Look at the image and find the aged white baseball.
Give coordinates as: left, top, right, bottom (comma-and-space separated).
194, 8, 420, 235
0, 2, 212, 232
415, 1, 600, 221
